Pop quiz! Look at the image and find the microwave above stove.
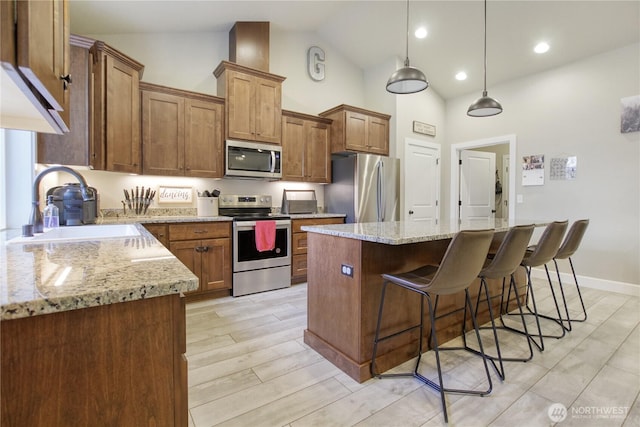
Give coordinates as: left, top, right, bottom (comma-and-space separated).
225, 140, 282, 180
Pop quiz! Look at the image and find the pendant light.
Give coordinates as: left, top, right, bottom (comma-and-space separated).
467, 0, 503, 117
386, 0, 429, 94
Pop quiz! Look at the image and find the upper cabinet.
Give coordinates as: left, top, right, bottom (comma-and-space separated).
214, 61, 285, 145
37, 35, 95, 166
91, 41, 144, 173
281, 110, 332, 183
0, 0, 71, 134
140, 82, 225, 178
320, 104, 391, 156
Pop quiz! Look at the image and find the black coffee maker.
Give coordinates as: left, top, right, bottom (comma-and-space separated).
46, 183, 99, 225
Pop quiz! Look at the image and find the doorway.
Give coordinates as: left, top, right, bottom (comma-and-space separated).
450, 134, 516, 221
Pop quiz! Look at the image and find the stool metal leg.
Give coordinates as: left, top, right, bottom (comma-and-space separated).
371, 284, 494, 424
552, 257, 588, 329
525, 264, 568, 339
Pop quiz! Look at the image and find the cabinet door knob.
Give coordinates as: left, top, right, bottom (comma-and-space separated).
60, 74, 72, 90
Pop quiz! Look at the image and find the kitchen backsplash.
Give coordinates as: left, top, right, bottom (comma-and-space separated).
38, 167, 326, 214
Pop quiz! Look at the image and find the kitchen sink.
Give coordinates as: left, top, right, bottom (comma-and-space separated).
6, 224, 140, 244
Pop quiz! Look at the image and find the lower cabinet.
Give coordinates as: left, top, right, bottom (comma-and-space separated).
292, 217, 345, 283
168, 222, 232, 295
144, 222, 232, 297
1, 295, 188, 426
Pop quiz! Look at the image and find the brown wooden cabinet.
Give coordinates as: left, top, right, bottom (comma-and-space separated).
282, 110, 332, 183
167, 222, 232, 295
140, 82, 225, 178
0, 0, 70, 134
91, 41, 144, 173
320, 104, 391, 156
291, 217, 345, 283
37, 34, 96, 166
214, 60, 285, 145
1, 294, 189, 426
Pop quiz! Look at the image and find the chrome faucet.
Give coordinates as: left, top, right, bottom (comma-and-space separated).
30, 166, 92, 233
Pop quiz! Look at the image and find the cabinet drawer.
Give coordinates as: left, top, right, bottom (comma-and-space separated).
169, 222, 230, 241
292, 232, 308, 255
292, 217, 344, 233
144, 223, 169, 246
292, 253, 308, 282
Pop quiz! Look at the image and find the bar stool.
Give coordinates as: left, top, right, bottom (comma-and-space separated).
370, 229, 495, 424
545, 219, 590, 331
503, 220, 568, 351
463, 224, 535, 380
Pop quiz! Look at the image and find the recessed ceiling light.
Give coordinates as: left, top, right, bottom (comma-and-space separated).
455, 71, 467, 81
534, 42, 550, 54
415, 27, 427, 39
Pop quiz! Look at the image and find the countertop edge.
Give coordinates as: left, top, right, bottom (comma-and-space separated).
1, 224, 199, 320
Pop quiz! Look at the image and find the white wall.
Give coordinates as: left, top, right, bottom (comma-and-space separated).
445, 43, 640, 285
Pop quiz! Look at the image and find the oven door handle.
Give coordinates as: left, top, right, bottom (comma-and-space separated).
235, 220, 291, 230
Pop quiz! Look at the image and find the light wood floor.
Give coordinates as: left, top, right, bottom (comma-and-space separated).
185, 278, 640, 427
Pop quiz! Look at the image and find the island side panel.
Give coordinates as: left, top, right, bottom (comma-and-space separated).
305, 233, 363, 375
1, 294, 187, 427
305, 231, 520, 383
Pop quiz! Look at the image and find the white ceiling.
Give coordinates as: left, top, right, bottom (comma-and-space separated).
69, 0, 640, 99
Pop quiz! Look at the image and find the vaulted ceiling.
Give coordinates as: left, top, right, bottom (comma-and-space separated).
69, 1, 640, 99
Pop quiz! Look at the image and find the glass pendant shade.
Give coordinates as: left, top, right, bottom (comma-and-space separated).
467, 91, 503, 117
386, 60, 429, 94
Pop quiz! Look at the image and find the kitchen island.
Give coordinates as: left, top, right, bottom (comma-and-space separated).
302, 219, 548, 383
0, 224, 198, 426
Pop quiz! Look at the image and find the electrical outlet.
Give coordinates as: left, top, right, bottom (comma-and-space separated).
341, 264, 354, 277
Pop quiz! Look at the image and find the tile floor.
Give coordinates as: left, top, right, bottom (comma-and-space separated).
185, 278, 640, 427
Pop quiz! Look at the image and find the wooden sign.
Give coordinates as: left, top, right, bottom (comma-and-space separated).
413, 120, 436, 136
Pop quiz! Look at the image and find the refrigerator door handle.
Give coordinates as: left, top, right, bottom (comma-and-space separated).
377, 160, 385, 221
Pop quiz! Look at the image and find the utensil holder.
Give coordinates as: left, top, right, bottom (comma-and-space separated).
197, 197, 218, 217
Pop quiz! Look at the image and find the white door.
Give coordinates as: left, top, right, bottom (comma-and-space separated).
404, 139, 440, 223
460, 149, 496, 220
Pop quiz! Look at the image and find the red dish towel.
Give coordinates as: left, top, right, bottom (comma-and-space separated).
255, 220, 276, 252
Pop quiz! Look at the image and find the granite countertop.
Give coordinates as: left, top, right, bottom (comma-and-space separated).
0, 223, 198, 320
288, 213, 346, 220
98, 213, 345, 224
301, 218, 551, 245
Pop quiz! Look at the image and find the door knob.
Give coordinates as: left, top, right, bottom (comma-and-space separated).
409, 210, 414, 215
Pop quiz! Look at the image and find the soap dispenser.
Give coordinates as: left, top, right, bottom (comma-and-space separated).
43, 195, 59, 231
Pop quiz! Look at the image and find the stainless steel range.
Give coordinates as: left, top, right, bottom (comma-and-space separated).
218, 195, 291, 297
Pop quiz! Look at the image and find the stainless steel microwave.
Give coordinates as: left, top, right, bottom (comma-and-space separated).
225, 140, 282, 180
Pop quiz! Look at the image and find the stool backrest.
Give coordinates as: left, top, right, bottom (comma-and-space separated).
555, 219, 589, 260
522, 220, 568, 268
426, 229, 494, 295
480, 224, 535, 279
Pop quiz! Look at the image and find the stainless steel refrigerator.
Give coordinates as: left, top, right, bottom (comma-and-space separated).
325, 154, 400, 223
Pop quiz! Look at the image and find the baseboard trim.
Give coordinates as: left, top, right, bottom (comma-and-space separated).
530, 268, 640, 297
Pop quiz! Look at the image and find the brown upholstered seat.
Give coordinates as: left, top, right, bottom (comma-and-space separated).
371, 229, 495, 424
548, 219, 590, 330
504, 220, 568, 351
464, 224, 535, 380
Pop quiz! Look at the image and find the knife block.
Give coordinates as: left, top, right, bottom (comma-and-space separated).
197, 197, 218, 217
